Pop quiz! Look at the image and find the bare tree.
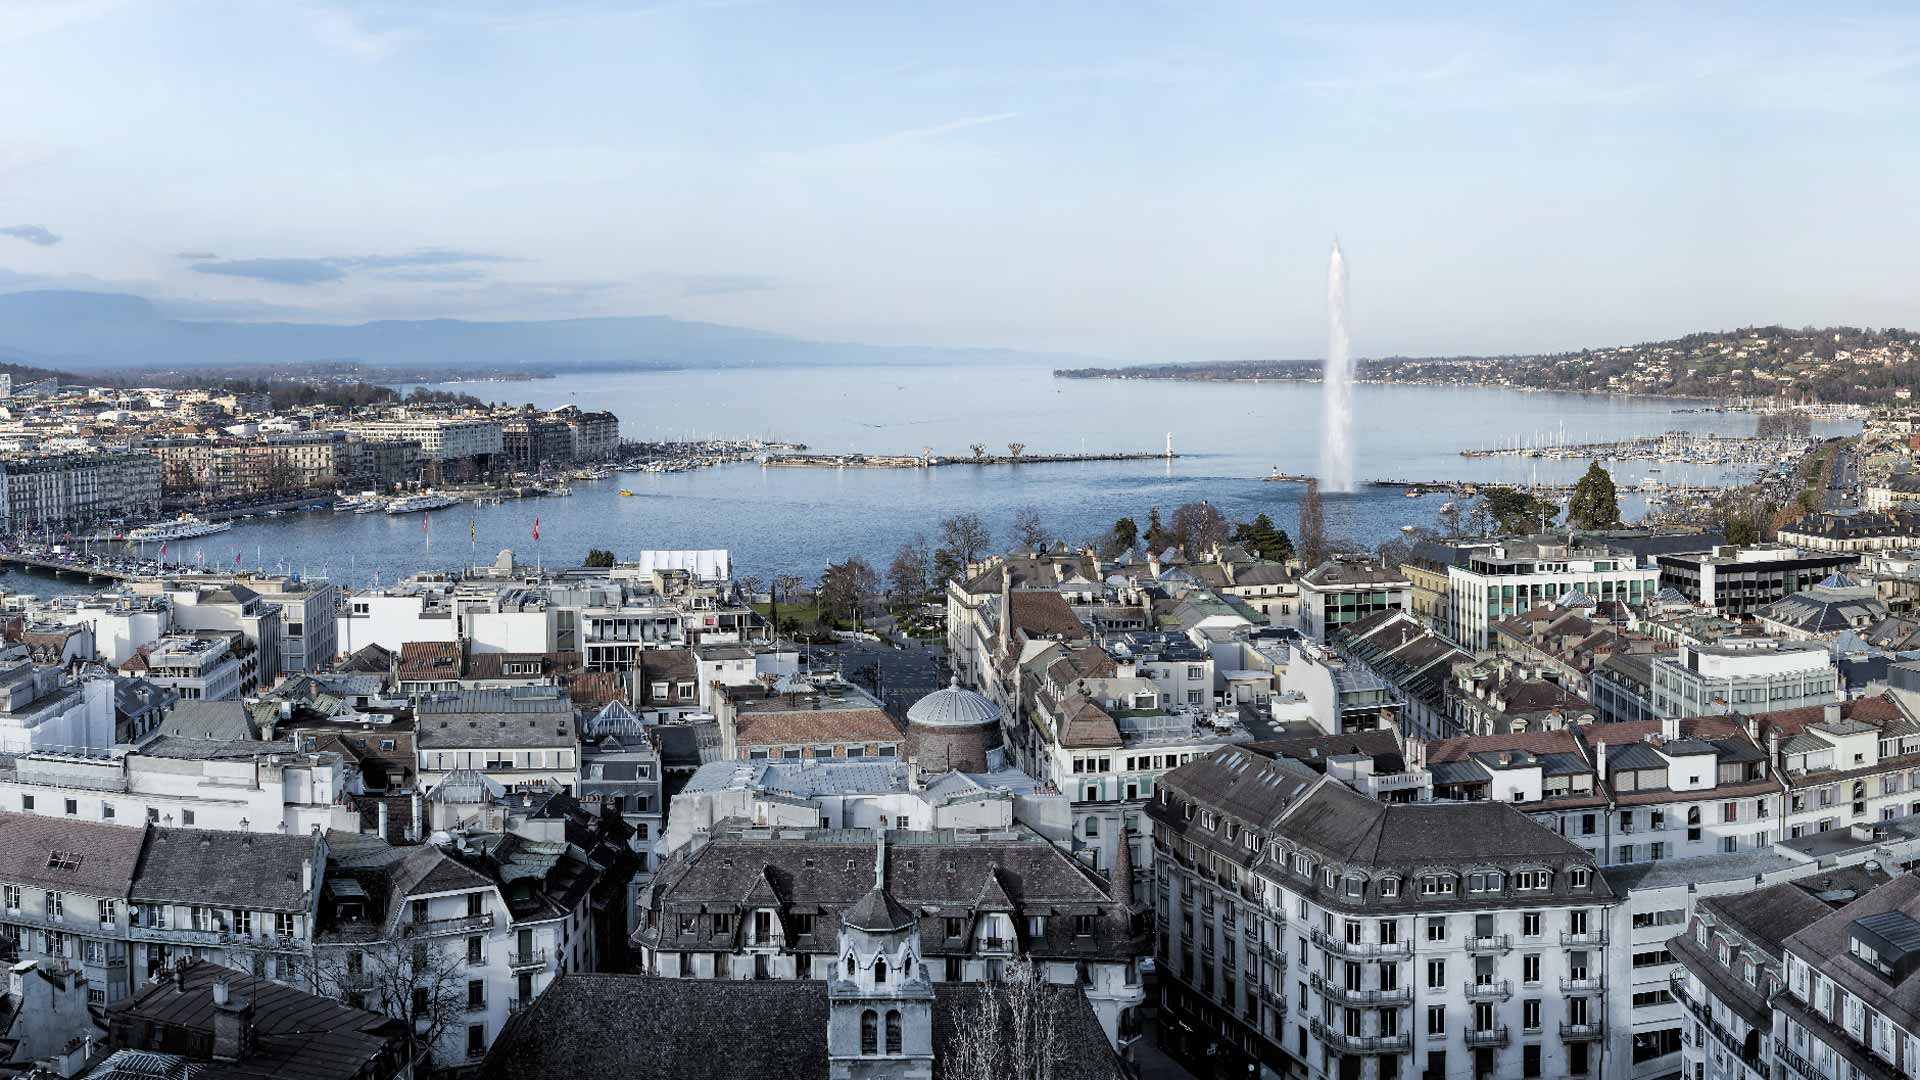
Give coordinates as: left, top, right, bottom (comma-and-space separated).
735, 574, 763, 605
969, 443, 987, 460
1010, 507, 1051, 552
1298, 479, 1327, 566
1006, 443, 1025, 462
886, 535, 933, 606
771, 573, 805, 637
944, 958, 1065, 1080
820, 557, 881, 629
938, 513, 992, 570
309, 940, 469, 1070
1169, 501, 1228, 555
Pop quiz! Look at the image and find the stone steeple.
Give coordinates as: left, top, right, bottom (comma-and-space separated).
826, 833, 935, 1079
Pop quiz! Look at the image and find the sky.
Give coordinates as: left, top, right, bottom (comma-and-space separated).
3, 1, 1920, 362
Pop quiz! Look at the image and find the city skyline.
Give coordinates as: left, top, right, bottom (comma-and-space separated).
5, 3, 1920, 362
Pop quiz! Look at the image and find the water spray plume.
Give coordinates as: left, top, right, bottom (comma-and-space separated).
1319, 239, 1355, 493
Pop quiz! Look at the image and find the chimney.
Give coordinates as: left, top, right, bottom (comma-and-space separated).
1823, 702, 1842, 726
210, 980, 254, 1063
1595, 741, 1608, 778
1768, 729, 1781, 767
409, 789, 423, 843
1661, 715, 1680, 742
997, 566, 1011, 659
376, 801, 389, 841
300, 857, 313, 895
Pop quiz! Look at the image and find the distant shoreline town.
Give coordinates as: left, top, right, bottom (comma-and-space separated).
1057, 323, 1920, 407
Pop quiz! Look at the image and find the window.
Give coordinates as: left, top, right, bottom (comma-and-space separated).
181, 809, 195, 825
1427, 1005, 1445, 1036
885, 1010, 902, 1054
467, 979, 485, 1010
1426, 959, 1445, 988
1522, 954, 1540, 984
64, 798, 76, 815
1522, 999, 1541, 1030
1075, 914, 1095, 936
1425, 917, 1447, 942
467, 1024, 486, 1059
1522, 912, 1541, 937
1569, 867, 1591, 888
860, 1010, 879, 1055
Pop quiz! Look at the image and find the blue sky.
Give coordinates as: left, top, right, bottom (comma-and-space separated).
3, 1, 1919, 360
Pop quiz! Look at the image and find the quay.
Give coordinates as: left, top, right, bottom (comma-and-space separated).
0, 549, 198, 583
762, 449, 1178, 469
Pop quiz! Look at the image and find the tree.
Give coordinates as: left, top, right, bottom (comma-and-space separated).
162, 459, 201, 493
1232, 512, 1295, 562
1169, 501, 1228, 555
770, 573, 805, 638
1478, 486, 1559, 535
1435, 498, 1466, 539
583, 548, 615, 567
262, 461, 302, 493
944, 957, 1066, 1080
1566, 462, 1621, 529
735, 574, 763, 605
937, 513, 992, 574
1298, 480, 1327, 566
309, 941, 468, 1071
1010, 507, 1051, 552
820, 558, 881, 628
886, 535, 933, 606
1143, 507, 1173, 554
1109, 516, 1139, 553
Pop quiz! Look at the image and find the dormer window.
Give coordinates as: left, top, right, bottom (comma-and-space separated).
1514, 870, 1550, 892
1379, 878, 1399, 898
1201, 811, 1216, 830
1569, 868, 1591, 889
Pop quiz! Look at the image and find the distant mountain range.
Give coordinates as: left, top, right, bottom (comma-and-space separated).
0, 290, 1065, 374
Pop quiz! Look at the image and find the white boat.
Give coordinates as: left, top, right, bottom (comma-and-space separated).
384, 493, 461, 515
129, 516, 232, 541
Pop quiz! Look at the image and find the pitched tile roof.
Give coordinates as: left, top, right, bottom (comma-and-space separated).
0, 811, 146, 896
130, 828, 319, 912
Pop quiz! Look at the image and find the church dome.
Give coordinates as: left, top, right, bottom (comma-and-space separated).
905, 680, 1002, 729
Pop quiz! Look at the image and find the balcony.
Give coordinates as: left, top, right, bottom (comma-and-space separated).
979, 936, 1015, 954
507, 997, 528, 1014
1463, 979, 1511, 1002
1465, 934, 1511, 955
1560, 975, 1604, 994
1259, 940, 1288, 965
1464, 1026, 1509, 1049
1560, 1021, 1604, 1041
1310, 1021, 1410, 1056
1560, 930, 1606, 947
1258, 982, 1287, 1008
1312, 974, 1412, 1007
403, 912, 495, 937
509, 947, 549, 971
1311, 928, 1412, 961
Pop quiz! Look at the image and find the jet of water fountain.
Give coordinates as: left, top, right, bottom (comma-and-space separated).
1319, 240, 1355, 493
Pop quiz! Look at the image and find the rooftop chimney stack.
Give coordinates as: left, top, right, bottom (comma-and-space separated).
210, 980, 255, 1064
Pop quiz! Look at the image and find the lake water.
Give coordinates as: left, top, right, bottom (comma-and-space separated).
2, 366, 1857, 592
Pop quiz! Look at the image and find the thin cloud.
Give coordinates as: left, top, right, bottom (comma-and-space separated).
175, 250, 218, 261
878, 111, 1022, 143
306, 5, 420, 61
188, 249, 518, 287
0, 225, 60, 247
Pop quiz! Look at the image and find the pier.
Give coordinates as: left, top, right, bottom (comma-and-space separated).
761, 449, 1178, 469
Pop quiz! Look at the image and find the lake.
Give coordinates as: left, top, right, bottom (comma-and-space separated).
0, 366, 1857, 592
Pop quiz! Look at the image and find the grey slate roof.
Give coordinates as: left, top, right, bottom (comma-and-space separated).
152, 700, 258, 742
476, 974, 1126, 1080
0, 811, 145, 895
130, 827, 318, 912
416, 688, 578, 749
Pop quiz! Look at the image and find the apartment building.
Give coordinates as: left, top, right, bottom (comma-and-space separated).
1776, 511, 1920, 553
631, 825, 1148, 1051
1297, 558, 1413, 643
414, 688, 580, 793
0, 740, 351, 836
135, 632, 257, 700
1775, 874, 1920, 1080
1655, 545, 1861, 616
1447, 542, 1660, 651
1149, 750, 1619, 1080
126, 827, 326, 985
1649, 639, 1838, 719
0, 812, 143, 1004
0, 450, 162, 532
